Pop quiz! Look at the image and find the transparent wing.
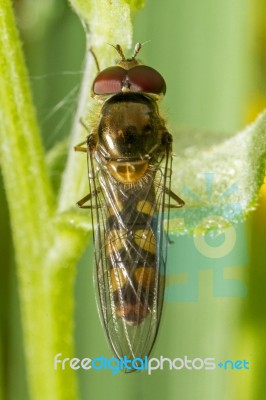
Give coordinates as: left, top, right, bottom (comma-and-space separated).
87, 149, 172, 361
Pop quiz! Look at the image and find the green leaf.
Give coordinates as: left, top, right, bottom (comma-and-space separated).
170, 111, 266, 234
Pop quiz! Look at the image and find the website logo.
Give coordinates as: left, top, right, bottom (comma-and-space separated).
54, 354, 250, 375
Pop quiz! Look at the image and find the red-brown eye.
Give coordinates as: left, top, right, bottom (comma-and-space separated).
93, 66, 126, 95
128, 66, 166, 95
93, 65, 166, 96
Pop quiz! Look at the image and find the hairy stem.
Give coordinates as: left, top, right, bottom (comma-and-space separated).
60, 0, 136, 211
0, 0, 138, 399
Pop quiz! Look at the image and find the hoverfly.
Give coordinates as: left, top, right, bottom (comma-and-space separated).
75, 43, 184, 362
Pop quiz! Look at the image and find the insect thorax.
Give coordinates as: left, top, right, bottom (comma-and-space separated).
95, 93, 166, 184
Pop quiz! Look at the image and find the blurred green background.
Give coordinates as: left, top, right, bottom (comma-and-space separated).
1, 0, 266, 399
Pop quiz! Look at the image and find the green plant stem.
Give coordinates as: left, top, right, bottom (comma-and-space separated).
0, 0, 54, 247
0, 0, 138, 399
0, 1, 80, 399
60, 0, 137, 212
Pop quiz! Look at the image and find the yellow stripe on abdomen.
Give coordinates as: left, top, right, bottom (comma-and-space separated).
136, 200, 154, 216
134, 229, 156, 254
134, 266, 155, 289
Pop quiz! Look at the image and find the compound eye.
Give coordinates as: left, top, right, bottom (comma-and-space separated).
128, 65, 166, 95
93, 66, 126, 95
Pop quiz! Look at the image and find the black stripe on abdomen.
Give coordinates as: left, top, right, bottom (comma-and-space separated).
106, 196, 158, 325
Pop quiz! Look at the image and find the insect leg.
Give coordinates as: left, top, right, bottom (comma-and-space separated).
77, 193, 92, 208
74, 129, 97, 153
74, 118, 92, 152
162, 135, 185, 208
166, 188, 185, 208
75, 131, 99, 208
74, 140, 87, 153
77, 188, 101, 208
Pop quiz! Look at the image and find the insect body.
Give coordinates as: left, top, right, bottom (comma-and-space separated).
75, 43, 184, 362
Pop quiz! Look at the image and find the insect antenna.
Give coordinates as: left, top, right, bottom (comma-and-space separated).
115, 44, 126, 60
131, 42, 142, 59
108, 43, 126, 60
131, 40, 151, 59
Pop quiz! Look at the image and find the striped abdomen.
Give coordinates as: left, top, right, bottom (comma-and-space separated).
106, 186, 158, 326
